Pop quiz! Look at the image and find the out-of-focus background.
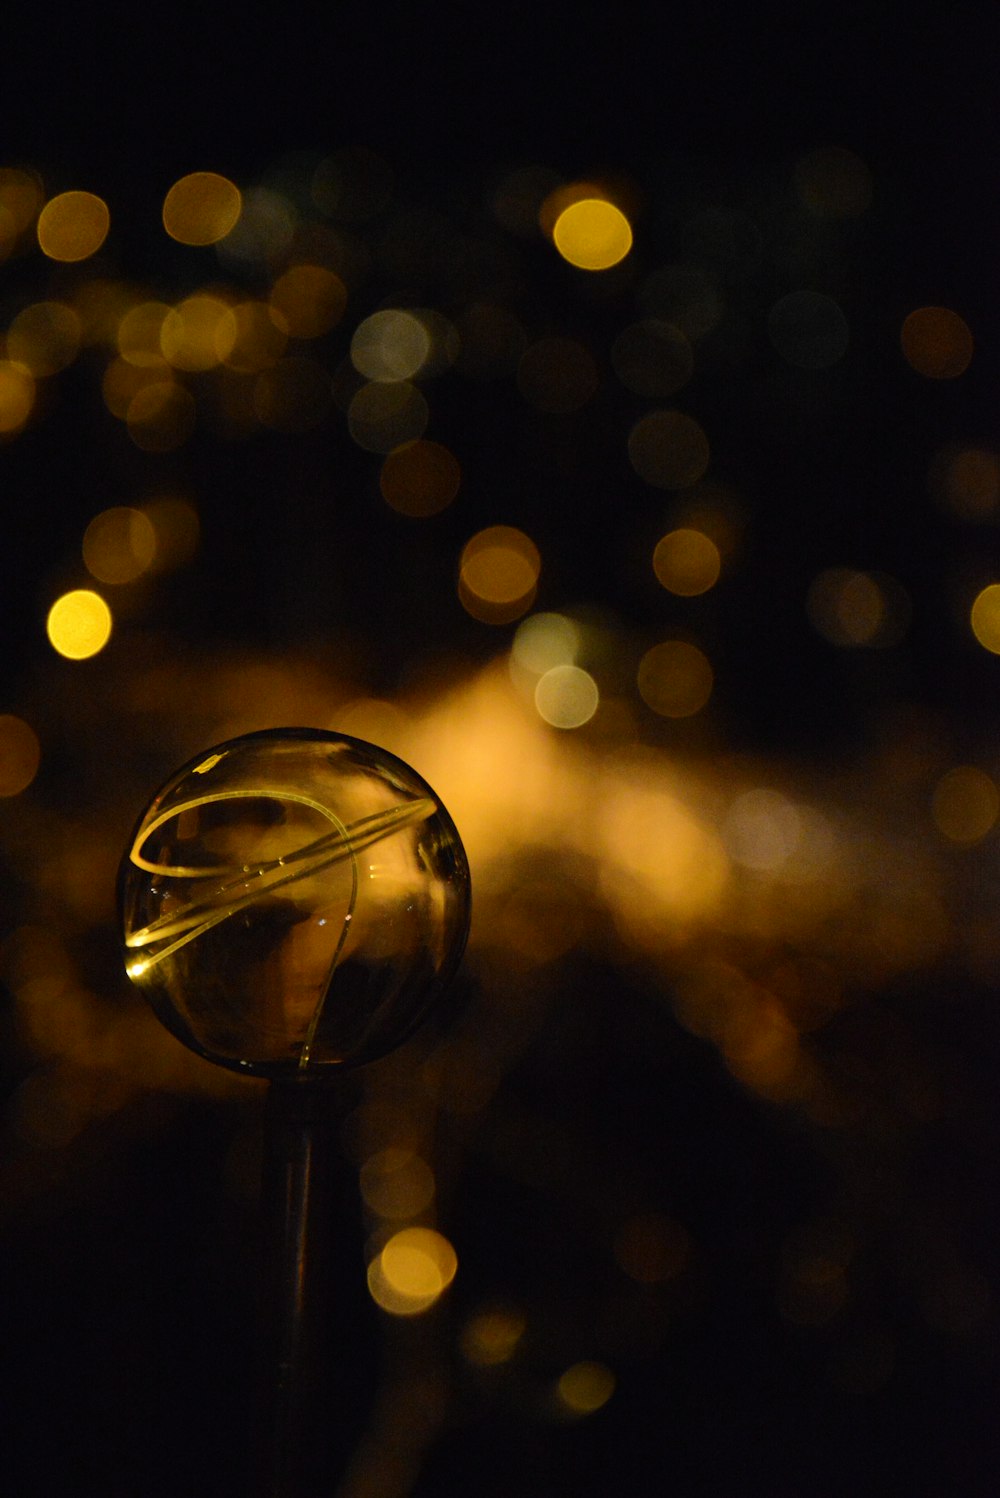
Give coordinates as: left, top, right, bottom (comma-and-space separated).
1, 7, 998, 1495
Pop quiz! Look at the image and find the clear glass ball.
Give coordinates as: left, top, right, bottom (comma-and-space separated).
119, 729, 471, 1077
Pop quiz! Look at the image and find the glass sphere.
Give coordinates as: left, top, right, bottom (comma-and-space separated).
119, 729, 471, 1077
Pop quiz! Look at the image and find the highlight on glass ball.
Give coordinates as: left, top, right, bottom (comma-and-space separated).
119, 729, 471, 1077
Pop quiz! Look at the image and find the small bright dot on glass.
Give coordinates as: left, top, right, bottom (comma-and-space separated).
8, 302, 81, 377
162, 172, 242, 246
534, 665, 599, 729
511, 612, 580, 676
351, 309, 431, 382
653, 528, 721, 596
459, 526, 541, 624
82, 507, 157, 584
637, 640, 713, 718
269, 265, 347, 340
932, 767, 999, 844
0, 716, 41, 796
970, 584, 1000, 654
367, 1227, 457, 1317
46, 590, 112, 659
0, 361, 35, 433
552, 199, 632, 271
723, 789, 802, 871
901, 306, 973, 380
628, 410, 710, 490
557, 1361, 616, 1414
379, 439, 460, 517
37, 191, 110, 262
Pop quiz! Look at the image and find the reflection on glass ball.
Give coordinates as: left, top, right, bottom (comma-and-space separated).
119, 729, 471, 1077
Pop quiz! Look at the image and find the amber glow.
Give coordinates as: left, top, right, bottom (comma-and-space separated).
126, 382, 196, 452
932, 767, 999, 844
629, 410, 710, 489
367, 1227, 457, 1316
37, 191, 109, 262
360, 1149, 435, 1219
224, 302, 288, 372
347, 380, 427, 452
380, 440, 460, 516
969, 584, 1000, 654
557, 1361, 616, 1413
351, 309, 430, 382
901, 306, 973, 379
460, 1308, 526, 1366
943, 448, 1000, 517
269, 265, 346, 339
653, 528, 721, 595
637, 640, 713, 717
459, 526, 541, 624
0, 716, 41, 796
807, 568, 909, 649
0, 361, 35, 433
160, 295, 237, 371
82, 508, 157, 584
162, 172, 241, 246
0, 168, 43, 253
552, 198, 632, 270
8, 302, 81, 377
118, 303, 172, 367
46, 590, 112, 659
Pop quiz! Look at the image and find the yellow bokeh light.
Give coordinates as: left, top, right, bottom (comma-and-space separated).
162, 172, 241, 246
379, 439, 460, 517
653, 528, 721, 596
459, 526, 541, 624
160, 295, 237, 371
0, 168, 44, 253
351, 309, 430, 382
901, 306, 973, 380
557, 1361, 616, 1414
347, 380, 427, 452
82, 507, 157, 584
269, 264, 346, 340
628, 410, 710, 489
223, 301, 288, 373
8, 302, 81, 377
0, 716, 41, 796
534, 665, 599, 729
807, 568, 909, 648
932, 766, 999, 845
102, 359, 173, 420
46, 590, 112, 659
460, 1307, 526, 1366
969, 584, 1000, 654
367, 1227, 457, 1316
126, 382, 196, 452
552, 198, 632, 271
511, 612, 580, 676
37, 191, 110, 262
0, 361, 35, 434
118, 302, 172, 367
637, 640, 713, 718
943, 448, 1000, 518
359, 1148, 435, 1219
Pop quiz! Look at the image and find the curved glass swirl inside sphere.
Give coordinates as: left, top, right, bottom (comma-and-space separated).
119, 729, 471, 1077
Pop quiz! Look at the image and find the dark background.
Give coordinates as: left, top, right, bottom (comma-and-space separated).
1, 5, 999, 1496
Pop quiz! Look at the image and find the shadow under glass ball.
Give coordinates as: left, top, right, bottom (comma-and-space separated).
119, 729, 471, 1077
